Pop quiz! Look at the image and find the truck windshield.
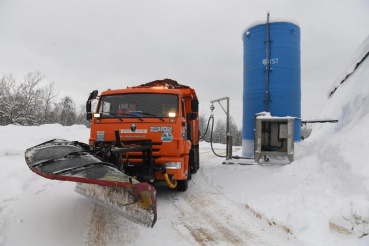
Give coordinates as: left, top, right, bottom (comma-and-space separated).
97, 93, 178, 118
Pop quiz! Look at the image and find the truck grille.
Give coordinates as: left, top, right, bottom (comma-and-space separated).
94, 141, 162, 160
123, 142, 162, 160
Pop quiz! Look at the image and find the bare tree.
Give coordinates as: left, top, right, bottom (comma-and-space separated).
0, 72, 45, 125
59, 96, 77, 126
229, 116, 242, 146
0, 72, 245, 136
40, 82, 58, 124
199, 109, 210, 141
0, 74, 17, 125
76, 104, 91, 128
198, 110, 242, 145
235, 128, 243, 146
0, 72, 92, 127
213, 119, 226, 144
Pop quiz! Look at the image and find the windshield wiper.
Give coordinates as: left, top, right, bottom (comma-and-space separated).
127, 113, 143, 121
101, 112, 123, 121
140, 112, 165, 121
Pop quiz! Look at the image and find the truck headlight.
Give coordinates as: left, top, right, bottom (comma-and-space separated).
93, 113, 101, 118
165, 162, 181, 169
168, 112, 176, 118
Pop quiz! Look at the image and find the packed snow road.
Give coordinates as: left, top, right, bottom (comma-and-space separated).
83, 147, 292, 246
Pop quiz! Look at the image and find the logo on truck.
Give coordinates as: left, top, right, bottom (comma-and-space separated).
161, 132, 173, 142
131, 124, 137, 132
97, 131, 105, 142
120, 129, 147, 133
150, 126, 172, 132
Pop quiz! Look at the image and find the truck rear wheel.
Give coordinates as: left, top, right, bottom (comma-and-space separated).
176, 179, 188, 191
195, 145, 200, 171
187, 163, 192, 180
189, 149, 197, 174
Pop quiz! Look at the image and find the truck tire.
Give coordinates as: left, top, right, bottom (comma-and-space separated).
190, 149, 197, 174
196, 145, 200, 171
187, 162, 192, 180
177, 157, 191, 191
176, 179, 188, 191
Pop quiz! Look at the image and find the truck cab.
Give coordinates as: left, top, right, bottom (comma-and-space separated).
86, 79, 199, 191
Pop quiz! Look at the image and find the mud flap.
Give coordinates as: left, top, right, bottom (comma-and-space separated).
25, 139, 157, 228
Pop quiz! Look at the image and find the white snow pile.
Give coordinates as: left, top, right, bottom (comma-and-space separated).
0, 124, 90, 246
310, 34, 369, 240
0, 124, 89, 158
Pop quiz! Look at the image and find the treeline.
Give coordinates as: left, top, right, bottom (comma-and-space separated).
198, 111, 243, 146
0, 72, 89, 127
0, 72, 243, 145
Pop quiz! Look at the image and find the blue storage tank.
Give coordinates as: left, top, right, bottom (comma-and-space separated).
242, 21, 301, 157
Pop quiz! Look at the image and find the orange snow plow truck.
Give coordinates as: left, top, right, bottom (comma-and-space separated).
24, 79, 199, 228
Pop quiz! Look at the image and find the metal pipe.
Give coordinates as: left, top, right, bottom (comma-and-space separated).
209, 97, 232, 160
265, 12, 270, 112
210, 97, 229, 103
226, 97, 231, 160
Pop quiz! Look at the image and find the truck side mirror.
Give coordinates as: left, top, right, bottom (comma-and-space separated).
86, 101, 91, 113
86, 90, 98, 121
186, 112, 197, 121
191, 99, 199, 112
88, 90, 98, 101
86, 112, 92, 121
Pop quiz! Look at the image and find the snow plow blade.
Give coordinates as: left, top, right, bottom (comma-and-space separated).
24, 139, 157, 228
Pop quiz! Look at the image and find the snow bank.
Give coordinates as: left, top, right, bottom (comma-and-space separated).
310, 34, 369, 183
280, 35, 369, 241
0, 124, 90, 200
0, 124, 90, 246
267, 34, 369, 242
0, 124, 89, 157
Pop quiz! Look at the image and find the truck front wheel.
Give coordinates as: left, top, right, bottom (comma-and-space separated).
176, 179, 188, 191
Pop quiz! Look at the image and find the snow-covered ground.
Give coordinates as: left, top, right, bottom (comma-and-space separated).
0, 123, 368, 245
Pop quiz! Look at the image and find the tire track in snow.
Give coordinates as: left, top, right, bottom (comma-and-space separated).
167, 148, 293, 246
85, 203, 139, 246
83, 147, 293, 245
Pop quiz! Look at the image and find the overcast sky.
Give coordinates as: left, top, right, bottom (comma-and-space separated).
1, 0, 368, 127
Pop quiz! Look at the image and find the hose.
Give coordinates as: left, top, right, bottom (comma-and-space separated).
163, 173, 177, 189
200, 116, 212, 140
203, 115, 253, 160
209, 116, 227, 158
